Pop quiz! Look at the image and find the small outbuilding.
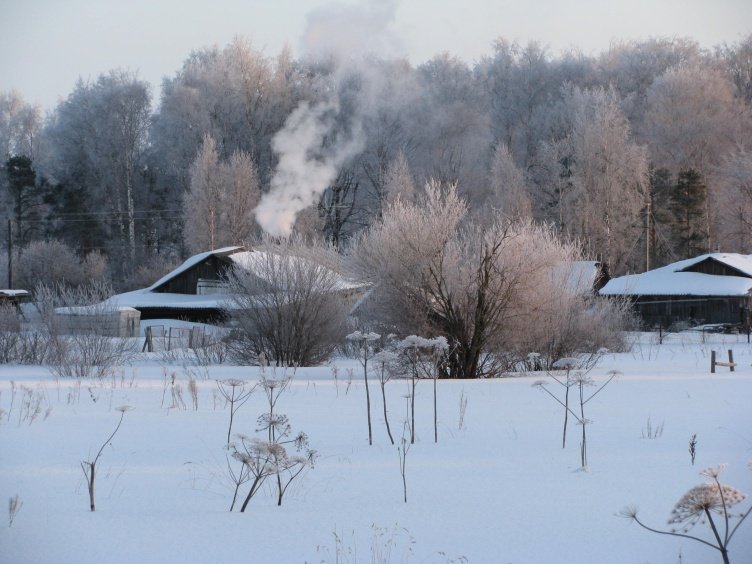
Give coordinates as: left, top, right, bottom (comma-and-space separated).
0, 289, 31, 311
54, 306, 141, 337
599, 253, 752, 328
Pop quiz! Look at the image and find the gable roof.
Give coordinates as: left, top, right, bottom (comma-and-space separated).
677, 254, 752, 277
107, 246, 368, 312
147, 246, 244, 292
599, 253, 752, 297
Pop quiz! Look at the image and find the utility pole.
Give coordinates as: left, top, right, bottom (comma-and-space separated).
645, 199, 651, 272
7, 219, 12, 289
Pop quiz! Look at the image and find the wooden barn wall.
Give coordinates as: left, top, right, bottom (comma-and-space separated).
682, 259, 751, 278
634, 295, 752, 327
154, 256, 233, 295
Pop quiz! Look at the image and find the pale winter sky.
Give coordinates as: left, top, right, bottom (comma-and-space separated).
1, 0, 750, 111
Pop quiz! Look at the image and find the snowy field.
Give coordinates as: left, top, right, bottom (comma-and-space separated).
1, 331, 751, 564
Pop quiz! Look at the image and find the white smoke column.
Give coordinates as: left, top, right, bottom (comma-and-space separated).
255, 100, 364, 236
300, 0, 403, 61
255, 0, 399, 236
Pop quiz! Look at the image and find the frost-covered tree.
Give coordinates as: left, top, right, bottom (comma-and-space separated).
353, 181, 610, 378
383, 151, 417, 206
41, 71, 151, 262
643, 64, 740, 176
0, 91, 43, 161
222, 149, 261, 246
151, 38, 306, 195
183, 135, 222, 253
538, 86, 649, 274
480, 40, 559, 167
183, 136, 260, 253
596, 37, 700, 123
715, 148, 752, 252
486, 143, 532, 220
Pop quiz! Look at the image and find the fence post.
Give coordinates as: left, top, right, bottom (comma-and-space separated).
711, 350, 716, 373
728, 349, 734, 372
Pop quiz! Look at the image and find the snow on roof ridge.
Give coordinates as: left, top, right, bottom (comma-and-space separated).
146, 246, 244, 291
679, 252, 752, 277
600, 252, 752, 297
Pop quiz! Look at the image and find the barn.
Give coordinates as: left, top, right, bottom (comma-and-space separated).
107, 246, 368, 323
599, 253, 752, 328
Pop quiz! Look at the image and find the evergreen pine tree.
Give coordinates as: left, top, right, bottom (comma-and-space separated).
5, 156, 41, 246
669, 168, 707, 259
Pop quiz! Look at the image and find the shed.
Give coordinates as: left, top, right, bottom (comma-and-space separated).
0, 289, 31, 310
54, 306, 141, 337
599, 253, 752, 327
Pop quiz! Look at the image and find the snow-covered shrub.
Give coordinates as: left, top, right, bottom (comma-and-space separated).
224, 235, 349, 366
15, 240, 109, 289
36, 282, 136, 378
352, 181, 626, 377
0, 303, 21, 363
0, 301, 52, 364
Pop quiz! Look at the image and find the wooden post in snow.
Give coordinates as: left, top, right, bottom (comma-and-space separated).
711, 349, 736, 373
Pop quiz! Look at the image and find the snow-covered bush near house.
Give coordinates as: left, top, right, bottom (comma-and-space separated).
225, 235, 350, 366
352, 183, 630, 378
14, 240, 110, 289
0, 331, 750, 563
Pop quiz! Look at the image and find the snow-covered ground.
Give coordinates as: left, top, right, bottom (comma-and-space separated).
1, 331, 751, 563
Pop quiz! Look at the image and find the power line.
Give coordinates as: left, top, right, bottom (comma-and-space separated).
22, 215, 184, 224
34, 208, 181, 218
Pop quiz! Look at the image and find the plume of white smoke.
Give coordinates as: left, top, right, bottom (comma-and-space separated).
254, 0, 402, 237
254, 100, 364, 237
301, 0, 403, 62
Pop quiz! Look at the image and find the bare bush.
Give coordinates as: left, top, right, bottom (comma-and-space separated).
35, 282, 137, 378
0, 301, 54, 365
0, 303, 21, 363
224, 235, 349, 366
15, 240, 109, 289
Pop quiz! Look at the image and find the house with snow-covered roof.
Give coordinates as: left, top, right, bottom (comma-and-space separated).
599, 253, 752, 328
106, 246, 369, 323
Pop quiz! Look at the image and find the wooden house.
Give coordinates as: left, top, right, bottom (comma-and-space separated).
107, 246, 369, 323
599, 253, 752, 328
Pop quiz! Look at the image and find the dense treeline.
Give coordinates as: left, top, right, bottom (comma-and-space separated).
2, 35, 752, 289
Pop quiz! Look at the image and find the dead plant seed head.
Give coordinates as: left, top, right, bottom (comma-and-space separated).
669, 484, 747, 527
700, 464, 728, 480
